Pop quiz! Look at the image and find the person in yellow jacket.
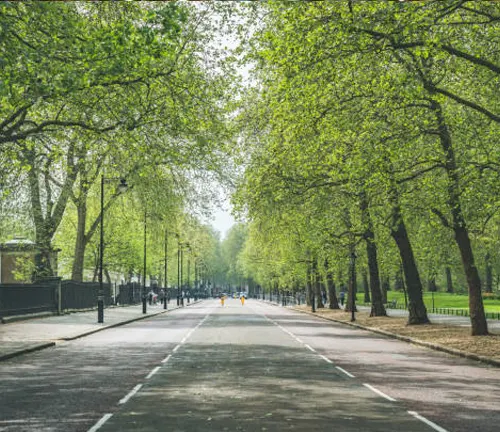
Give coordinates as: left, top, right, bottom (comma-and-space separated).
220, 295, 226, 307
240, 294, 245, 306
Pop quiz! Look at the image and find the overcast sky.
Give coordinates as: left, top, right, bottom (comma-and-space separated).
211, 205, 236, 239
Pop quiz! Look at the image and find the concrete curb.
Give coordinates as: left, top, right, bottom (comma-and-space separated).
0, 300, 203, 361
0, 342, 56, 362
61, 309, 171, 341
290, 307, 500, 368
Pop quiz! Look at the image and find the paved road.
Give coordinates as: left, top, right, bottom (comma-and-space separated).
0, 299, 498, 432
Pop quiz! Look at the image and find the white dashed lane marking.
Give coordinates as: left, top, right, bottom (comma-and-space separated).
319, 354, 333, 364
119, 384, 143, 405
146, 366, 161, 379
408, 411, 449, 432
363, 383, 397, 402
335, 366, 355, 378
87, 413, 113, 432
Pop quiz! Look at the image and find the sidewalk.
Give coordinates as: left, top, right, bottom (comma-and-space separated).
0, 300, 189, 362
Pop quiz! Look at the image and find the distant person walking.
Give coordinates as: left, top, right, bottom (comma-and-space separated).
339, 290, 345, 307
220, 295, 226, 307
240, 295, 245, 306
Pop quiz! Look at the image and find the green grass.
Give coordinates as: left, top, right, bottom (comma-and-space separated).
357, 291, 500, 313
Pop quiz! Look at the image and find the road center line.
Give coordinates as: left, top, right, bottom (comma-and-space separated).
319, 354, 333, 364
295, 337, 303, 343
87, 413, 113, 432
363, 383, 397, 401
146, 366, 161, 379
335, 366, 355, 378
408, 411, 449, 432
172, 344, 180, 352
161, 354, 172, 364
180, 337, 187, 344
304, 344, 316, 353
119, 384, 143, 405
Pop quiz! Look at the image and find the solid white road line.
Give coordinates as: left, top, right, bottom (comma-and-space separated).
180, 337, 187, 344
363, 383, 397, 402
295, 338, 303, 344
172, 344, 180, 353
319, 354, 333, 364
304, 344, 316, 353
146, 366, 161, 379
335, 366, 355, 378
161, 354, 172, 364
408, 411, 449, 432
119, 384, 143, 405
87, 413, 113, 432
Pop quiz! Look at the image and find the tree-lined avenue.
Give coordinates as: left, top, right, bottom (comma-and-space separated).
0, 300, 498, 432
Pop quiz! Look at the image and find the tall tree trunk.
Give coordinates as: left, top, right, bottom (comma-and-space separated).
363, 270, 370, 303
25, 143, 78, 278
325, 261, 340, 309
27, 155, 54, 278
389, 188, 429, 324
431, 99, 488, 335
71, 199, 88, 281
306, 265, 312, 307
313, 258, 324, 308
485, 253, 493, 293
360, 191, 386, 316
345, 246, 357, 313
445, 267, 453, 293
381, 276, 389, 304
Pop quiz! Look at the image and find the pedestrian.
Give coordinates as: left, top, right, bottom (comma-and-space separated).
322, 290, 327, 305
339, 290, 345, 307
240, 294, 245, 306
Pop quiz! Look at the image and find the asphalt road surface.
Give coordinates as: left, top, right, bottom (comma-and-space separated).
0, 299, 498, 432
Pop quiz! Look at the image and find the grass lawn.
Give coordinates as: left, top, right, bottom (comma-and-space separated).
357, 291, 500, 313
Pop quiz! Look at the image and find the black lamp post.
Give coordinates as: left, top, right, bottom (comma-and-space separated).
164, 229, 168, 310
98, 176, 128, 323
186, 244, 191, 304
176, 234, 181, 306
194, 256, 198, 300
180, 243, 186, 306
142, 209, 147, 314
350, 251, 357, 322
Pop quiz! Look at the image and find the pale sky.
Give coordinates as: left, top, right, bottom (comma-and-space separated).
211, 205, 235, 240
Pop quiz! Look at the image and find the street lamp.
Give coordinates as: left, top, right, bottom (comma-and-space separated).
186, 243, 191, 304
98, 176, 128, 323
350, 251, 357, 322
163, 229, 168, 310
142, 209, 147, 314
176, 234, 181, 306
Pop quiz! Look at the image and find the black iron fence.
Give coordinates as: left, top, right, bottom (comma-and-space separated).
1, 279, 123, 319
117, 282, 142, 305
0, 283, 57, 317
61, 281, 113, 311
